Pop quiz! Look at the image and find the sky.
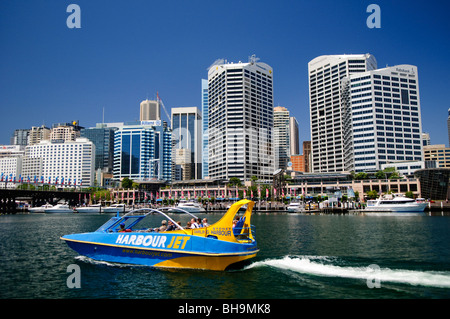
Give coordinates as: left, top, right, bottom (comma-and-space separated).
1, 0, 449, 151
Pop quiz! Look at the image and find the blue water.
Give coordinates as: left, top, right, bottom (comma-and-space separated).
1, 212, 450, 299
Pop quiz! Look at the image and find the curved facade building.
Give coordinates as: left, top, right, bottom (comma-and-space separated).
414, 168, 450, 200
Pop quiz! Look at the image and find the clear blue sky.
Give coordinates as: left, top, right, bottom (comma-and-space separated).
1, 0, 449, 150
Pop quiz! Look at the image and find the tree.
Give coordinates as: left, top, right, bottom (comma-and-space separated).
228, 177, 242, 187
389, 171, 401, 179
366, 190, 378, 200
121, 177, 133, 189
405, 191, 414, 199
355, 172, 369, 180
375, 170, 386, 179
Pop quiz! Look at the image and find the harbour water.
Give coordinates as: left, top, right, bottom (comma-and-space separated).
1, 211, 450, 300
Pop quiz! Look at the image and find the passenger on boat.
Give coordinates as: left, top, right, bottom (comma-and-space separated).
159, 220, 167, 232
185, 221, 191, 229
190, 218, 199, 229
118, 223, 131, 232
196, 218, 203, 227
202, 218, 209, 227
166, 220, 177, 231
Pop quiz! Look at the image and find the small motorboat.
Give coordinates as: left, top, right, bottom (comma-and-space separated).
44, 204, 74, 213
61, 199, 259, 271
287, 201, 305, 213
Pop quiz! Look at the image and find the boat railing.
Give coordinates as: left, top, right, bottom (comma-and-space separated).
233, 225, 256, 243
100, 204, 256, 243
98, 208, 188, 234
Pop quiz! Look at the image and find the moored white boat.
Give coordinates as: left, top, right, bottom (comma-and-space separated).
44, 204, 74, 213
172, 201, 205, 213
29, 203, 53, 213
366, 193, 427, 213
102, 203, 127, 213
75, 204, 102, 213
287, 201, 305, 213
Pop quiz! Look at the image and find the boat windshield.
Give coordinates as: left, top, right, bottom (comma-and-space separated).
94, 200, 257, 244
96, 208, 199, 233
379, 200, 414, 205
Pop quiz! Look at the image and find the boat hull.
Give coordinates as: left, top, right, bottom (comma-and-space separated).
172, 206, 205, 213
365, 202, 427, 212
102, 206, 127, 213
44, 208, 74, 213
75, 207, 102, 213
62, 232, 258, 271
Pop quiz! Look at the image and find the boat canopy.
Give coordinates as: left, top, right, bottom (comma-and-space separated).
95, 199, 256, 244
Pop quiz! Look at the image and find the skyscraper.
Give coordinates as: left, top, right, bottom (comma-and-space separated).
10, 129, 29, 146
28, 125, 51, 145
447, 108, 450, 147
81, 123, 118, 173
308, 54, 377, 173
289, 116, 299, 156
201, 79, 209, 179
207, 56, 274, 181
113, 122, 172, 182
274, 106, 291, 169
345, 64, 423, 172
140, 99, 160, 121
171, 107, 202, 180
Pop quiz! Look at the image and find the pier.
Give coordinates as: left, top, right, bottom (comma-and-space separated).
0, 189, 88, 214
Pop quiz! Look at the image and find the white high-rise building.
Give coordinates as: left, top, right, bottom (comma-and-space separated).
207, 56, 274, 181
274, 106, 291, 169
22, 138, 95, 187
345, 64, 423, 172
201, 79, 209, 179
0, 145, 24, 188
308, 54, 377, 173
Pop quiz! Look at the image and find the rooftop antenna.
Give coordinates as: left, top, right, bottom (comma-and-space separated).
102, 107, 105, 124
249, 54, 260, 64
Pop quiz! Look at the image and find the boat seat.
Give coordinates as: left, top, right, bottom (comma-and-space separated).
233, 216, 246, 236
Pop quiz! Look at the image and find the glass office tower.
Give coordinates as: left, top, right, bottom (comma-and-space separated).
113, 122, 172, 182
171, 107, 202, 180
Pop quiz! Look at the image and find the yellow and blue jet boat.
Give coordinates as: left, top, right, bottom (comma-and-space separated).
61, 199, 258, 271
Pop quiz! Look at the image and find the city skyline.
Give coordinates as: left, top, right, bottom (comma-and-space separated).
1, 1, 449, 150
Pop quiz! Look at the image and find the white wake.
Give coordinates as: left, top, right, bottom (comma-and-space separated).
246, 256, 450, 288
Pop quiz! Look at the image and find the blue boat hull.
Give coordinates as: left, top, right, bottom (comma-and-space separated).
62, 232, 258, 270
